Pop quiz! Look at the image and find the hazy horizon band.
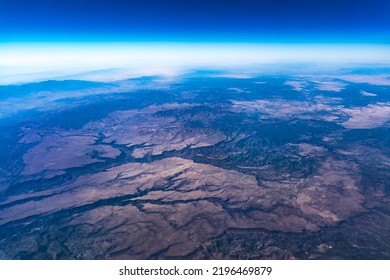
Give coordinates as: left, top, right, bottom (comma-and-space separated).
1, 43, 390, 85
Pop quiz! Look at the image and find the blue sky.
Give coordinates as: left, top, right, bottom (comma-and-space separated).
0, 0, 389, 84
0, 0, 389, 43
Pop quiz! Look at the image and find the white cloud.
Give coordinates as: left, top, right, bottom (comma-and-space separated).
228, 87, 250, 93
360, 90, 377, 97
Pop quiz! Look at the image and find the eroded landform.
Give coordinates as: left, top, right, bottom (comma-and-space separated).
1, 73, 390, 259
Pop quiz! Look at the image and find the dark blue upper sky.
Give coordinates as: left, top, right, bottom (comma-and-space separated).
0, 0, 389, 43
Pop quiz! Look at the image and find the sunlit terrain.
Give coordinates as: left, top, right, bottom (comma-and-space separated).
1, 63, 390, 259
